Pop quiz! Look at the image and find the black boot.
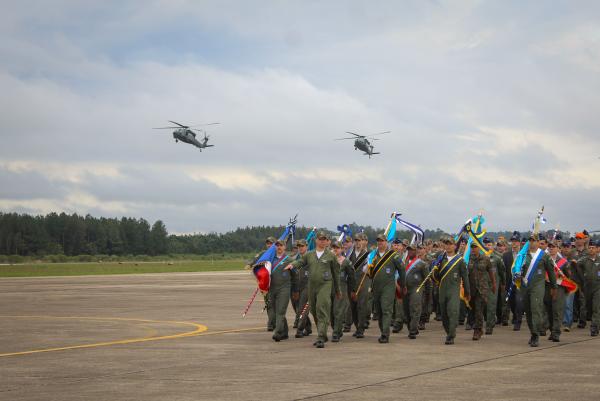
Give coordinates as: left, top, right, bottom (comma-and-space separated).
445, 336, 454, 345
378, 335, 389, 343
530, 334, 539, 347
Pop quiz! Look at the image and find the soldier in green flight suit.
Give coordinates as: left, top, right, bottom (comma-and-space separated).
403, 244, 430, 339
369, 234, 405, 343
576, 240, 600, 336
520, 235, 557, 347
269, 239, 299, 341
467, 243, 495, 341
286, 231, 341, 348
349, 233, 371, 339
293, 239, 312, 338
391, 239, 407, 333
433, 237, 470, 345
484, 237, 505, 335
330, 241, 356, 342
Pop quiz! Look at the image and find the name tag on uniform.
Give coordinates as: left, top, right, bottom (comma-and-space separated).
537, 269, 542, 275
453, 272, 458, 279
385, 267, 391, 274
304, 271, 309, 277
324, 271, 330, 279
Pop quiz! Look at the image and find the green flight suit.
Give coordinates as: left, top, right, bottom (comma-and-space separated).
269, 255, 298, 339
487, 251, 506, 330
577, 255, 600, 331
291, 249, 341, 342
467, 253, 492, 332
521, 250, 557, 336
434, 254, 470, 339
571, 248, 589, 324
419, 251, 436, 324
294, 253, 312, 335
403, 258, 430, 335
350, 250, 370, 334
332, 258, 356, 338
370, 251, 405, 339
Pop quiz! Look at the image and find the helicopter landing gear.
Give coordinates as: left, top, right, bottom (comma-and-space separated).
175, 139, 178, 143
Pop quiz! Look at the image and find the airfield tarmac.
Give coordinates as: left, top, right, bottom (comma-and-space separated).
1, 271, 599, 401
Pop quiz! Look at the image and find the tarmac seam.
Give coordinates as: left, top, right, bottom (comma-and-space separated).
292, 336, 600, 400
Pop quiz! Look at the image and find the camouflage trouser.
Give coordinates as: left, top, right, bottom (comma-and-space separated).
470, 292, 486, 330
403, 289, 423, 334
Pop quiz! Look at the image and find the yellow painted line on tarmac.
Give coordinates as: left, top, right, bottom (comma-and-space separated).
0, 315, 207, 358
196, 326, 264, 336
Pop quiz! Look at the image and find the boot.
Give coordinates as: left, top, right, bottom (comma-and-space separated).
485, 328, 493, 335
418, 322, 426, 330
378, 335, 389, 343
472, 329, 482, 341
530, 334, 539, 347
445, 336, 454, 345
295, 331, 304, 338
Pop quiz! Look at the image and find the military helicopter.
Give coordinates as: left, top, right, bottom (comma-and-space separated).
335, 131, 390, 158
153, 121, 219, 151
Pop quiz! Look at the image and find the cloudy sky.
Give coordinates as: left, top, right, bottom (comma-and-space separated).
1, 1, 599, 234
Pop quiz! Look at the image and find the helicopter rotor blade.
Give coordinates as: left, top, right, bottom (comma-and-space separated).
334, 137, 359, 141
153, 127, 180, 130
168, 120, 189, 128
345, 131, 364, 137
190, 122, 220, 127
367, 131, 391, 138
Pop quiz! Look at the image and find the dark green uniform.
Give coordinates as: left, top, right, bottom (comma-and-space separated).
291, 249, 341, 343
349, 249, 370, 336
486, 251, 506, 332
269, 255, 298, 339
403, 257, 430, 336
434, 254, 470, 341
294, 253, 312, 337
572, 247, 588, 326
467, 252, 492, 334
521, 250, 557, 340
369, 251, 405, 340
577, 254, 600, 334
544, 254, 570, 340
332, 258, 356, 338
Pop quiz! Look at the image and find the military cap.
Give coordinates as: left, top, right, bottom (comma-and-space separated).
441, 237, 455, 245
275, 238, 286, 246
392, 238, 402, 244
416, 244, 425, 249
402, 239, 410, 246
406, 243, 416, 250
561, 240, 572, 247
376, 233, 387, 241
295, 239, 308, 246
555, 233, 563, 241
266, 236, 276, 244
343, 235, 353, 243
331, 241, 342, 248
590, 239, 600, 247
547, 241, 557, 248
482, 237, 493, 244
316, 230, 329, 239
510, 231, 521, 242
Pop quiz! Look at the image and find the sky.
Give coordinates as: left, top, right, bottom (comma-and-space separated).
1, 0, 599, 234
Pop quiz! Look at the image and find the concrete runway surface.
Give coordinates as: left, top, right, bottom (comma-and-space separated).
1, 271, 599, 401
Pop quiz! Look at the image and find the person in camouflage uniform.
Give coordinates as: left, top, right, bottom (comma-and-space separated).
484, 237, 505, 335
286, 231, 341, 348
467, 243, 495, 340
576, 240, 600, 336
369, 234, 405, 343
330, 241, 356, 342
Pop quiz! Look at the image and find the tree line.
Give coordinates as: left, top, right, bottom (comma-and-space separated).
0, 212, 581, 257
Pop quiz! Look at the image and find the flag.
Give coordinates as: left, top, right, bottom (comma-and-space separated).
384, 216, 397, 242
337, 224, 353, 243
394, 213, 425, 245
306, 227, 316, 251
253, 216, 297, 292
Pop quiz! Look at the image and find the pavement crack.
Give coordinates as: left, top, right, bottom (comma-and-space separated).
292, 337, 600, 400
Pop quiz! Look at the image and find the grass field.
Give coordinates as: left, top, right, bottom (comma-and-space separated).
0, 259, 247, 277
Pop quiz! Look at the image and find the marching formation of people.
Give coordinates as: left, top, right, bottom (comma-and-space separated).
248, 229, 600, 349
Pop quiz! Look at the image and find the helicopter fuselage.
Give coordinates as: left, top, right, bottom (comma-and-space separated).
354, 137, 374, 155
172, 129, 209, 149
